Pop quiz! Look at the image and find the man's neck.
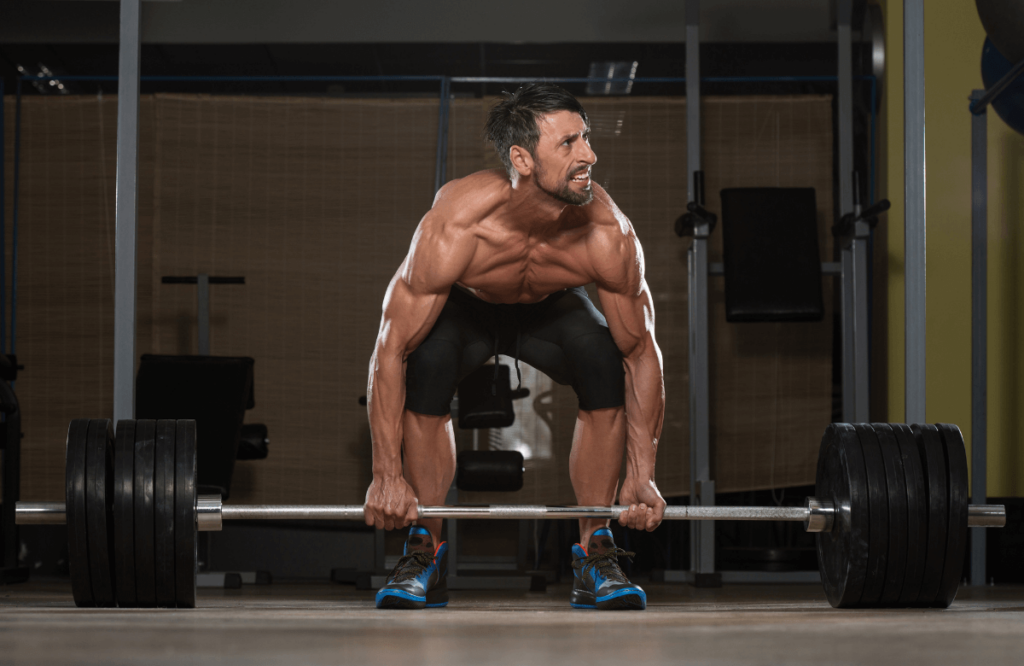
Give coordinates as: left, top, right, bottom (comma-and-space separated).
506, 176, 570, 231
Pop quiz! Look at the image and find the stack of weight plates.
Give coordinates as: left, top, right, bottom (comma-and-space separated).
66, 419, 198, 608
815, 422, 969, 608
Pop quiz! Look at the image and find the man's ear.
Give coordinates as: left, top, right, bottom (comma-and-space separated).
509, 145, 534, 178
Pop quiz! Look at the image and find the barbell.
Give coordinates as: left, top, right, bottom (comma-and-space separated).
16, 419, 1006, 610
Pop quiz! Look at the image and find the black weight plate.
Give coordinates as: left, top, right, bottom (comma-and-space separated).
892, 423, 928, 605
65, 419, 93, 607
913, 424, 949, 605
873, 424, 909, 605
175, 419, 198, 608
854, 424, 889, 606
85, 419, 116, 607
113, 420, 136, 608
154, 419, 177, 608
134, 420, 157, 607
815, 423, 870, 608
935, 423, 969, 608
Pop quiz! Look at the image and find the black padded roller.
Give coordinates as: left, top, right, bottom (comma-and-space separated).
456, 450, 524, 492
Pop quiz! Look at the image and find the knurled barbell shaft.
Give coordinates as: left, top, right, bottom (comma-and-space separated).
221, 503, 814, 522
16, 499, 1007, 530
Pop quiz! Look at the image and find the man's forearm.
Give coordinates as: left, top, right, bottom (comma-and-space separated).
622, 340, 665, 479
367, 347, 406, 477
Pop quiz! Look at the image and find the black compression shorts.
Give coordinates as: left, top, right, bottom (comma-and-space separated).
404, 285, 625, 415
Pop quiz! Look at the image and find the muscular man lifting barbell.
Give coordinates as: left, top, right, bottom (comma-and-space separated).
363, 83, 666, 610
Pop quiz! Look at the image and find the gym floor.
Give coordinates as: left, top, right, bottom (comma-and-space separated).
2, 582, 1023, 665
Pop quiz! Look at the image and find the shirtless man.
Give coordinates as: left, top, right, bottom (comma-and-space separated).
364, 83, 666, 610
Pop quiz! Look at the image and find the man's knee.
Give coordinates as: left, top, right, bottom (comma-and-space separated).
564, 331, 625, 410
405, 339, 460, 416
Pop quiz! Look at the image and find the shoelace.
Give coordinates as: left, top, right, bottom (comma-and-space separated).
388, 550, 434, 583
572, 547, 635, 583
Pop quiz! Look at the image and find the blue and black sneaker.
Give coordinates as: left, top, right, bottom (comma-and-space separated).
570, 527, 646, 610
375, 526, 449, 609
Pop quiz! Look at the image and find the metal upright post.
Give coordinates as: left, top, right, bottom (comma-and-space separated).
969, 90, 987, 586
113, 0, 142, 424
838, 0, 855, 423
904, 0, 927, 423
0, 79, 5, 355
685, 0, 715, 580
434, 77, 451, 194
197, 274, 210, 355
837, 0, 870, 423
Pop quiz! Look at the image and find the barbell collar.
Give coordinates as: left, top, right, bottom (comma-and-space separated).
966, 504, 1007, 528
197, 495, 223, 531
14, 501, 68, 525
804, 497, 835, 533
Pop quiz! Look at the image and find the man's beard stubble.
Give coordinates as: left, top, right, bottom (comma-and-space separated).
535, 164, 594, 206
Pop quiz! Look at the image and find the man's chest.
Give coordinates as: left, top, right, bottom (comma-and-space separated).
458, 232, 594, 303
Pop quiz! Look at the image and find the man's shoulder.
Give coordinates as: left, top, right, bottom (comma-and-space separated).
583, 184, 635, 247
581, 185, 643, 290
430, 169, 510, 230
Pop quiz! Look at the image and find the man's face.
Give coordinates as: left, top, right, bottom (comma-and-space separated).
530, 110, 597, 206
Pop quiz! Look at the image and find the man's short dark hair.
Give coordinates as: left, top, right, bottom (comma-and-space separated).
484, 83, 590, 178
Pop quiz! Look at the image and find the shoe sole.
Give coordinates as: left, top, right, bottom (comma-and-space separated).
377, 592, 424, 610
570, 588, 646, 611
376, 587, 449, 610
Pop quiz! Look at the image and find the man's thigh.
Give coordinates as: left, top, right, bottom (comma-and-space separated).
518, 287, 625, 410
404, 291, 494, 416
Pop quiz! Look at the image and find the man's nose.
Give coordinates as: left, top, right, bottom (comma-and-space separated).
578, 141, 597, 165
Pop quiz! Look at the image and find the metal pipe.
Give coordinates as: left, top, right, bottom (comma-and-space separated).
904, 0, 927, 423
16, 500, 1005, 529
11, 78, 22, 356
24, 75, 886, 85
0, 78, 5, 357
970, 90, 989, 586
196, 274, 210, 355
225, 503, 818, 525
14, 502, 67, 525
969, 57, 1024, 115
113, 0, 141, 424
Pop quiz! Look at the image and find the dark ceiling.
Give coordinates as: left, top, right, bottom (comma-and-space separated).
1, 42, 875, 99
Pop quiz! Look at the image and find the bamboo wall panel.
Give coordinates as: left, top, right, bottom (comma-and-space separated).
6, 93, 831, 506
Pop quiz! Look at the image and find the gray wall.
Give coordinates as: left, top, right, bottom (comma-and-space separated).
3, 0, 836, 43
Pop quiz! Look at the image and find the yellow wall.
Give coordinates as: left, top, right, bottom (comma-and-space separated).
879, 0, 1024, 496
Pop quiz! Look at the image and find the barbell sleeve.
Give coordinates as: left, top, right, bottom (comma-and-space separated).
15, 499, 1008, 531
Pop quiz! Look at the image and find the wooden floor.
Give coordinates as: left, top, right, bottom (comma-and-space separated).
2, 581, 1023, 665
